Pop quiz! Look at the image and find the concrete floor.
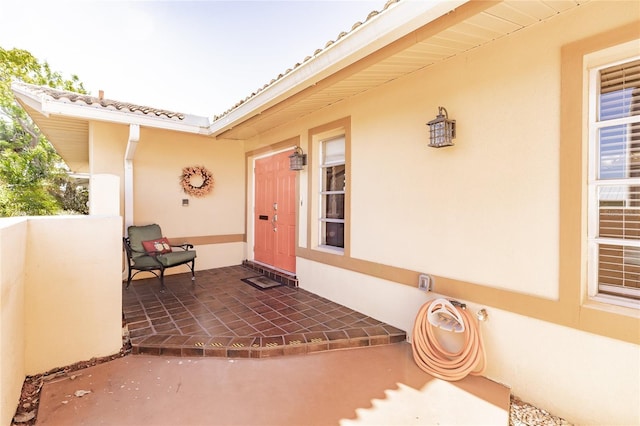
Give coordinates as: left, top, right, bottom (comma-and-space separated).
36, 343, 509, 426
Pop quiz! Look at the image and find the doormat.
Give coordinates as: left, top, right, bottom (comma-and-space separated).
241, 275, 284, 290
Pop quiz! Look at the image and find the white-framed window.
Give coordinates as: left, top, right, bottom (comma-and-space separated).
588, 54, 640, 308
319, 135, 345, 250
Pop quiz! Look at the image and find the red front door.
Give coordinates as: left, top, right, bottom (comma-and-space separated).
254, 150, 297, 273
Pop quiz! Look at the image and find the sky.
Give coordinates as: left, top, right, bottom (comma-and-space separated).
0, 0, 384, 118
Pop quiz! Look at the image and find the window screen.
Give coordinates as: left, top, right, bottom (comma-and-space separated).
319, 136, 345, 249
590, 58, 640, 303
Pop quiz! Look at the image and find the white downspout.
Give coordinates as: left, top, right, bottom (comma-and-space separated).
124, 124, 140, 231
123, 124, 139, 281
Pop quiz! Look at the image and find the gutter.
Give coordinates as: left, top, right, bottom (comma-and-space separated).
122, 124, 139, 280
208, 0, 469, 137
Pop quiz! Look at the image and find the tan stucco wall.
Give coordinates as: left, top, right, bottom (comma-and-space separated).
350, 38, 560, 298
0, 218, 27, 426
24, 216, 123, 374
0, 216, 122, 424
89, 122, 129, 218
133, 128, 245, 237
89, 174, 120, 216
134, 127, 246, 271
244, 2, 640, 424
90, 124, 247, 275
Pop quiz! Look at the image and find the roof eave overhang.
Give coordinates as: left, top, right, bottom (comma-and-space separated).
208, 0, 470, 138
11, 83, 211, 135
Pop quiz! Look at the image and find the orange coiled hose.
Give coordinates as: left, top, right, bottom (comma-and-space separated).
411, 299, 486, 381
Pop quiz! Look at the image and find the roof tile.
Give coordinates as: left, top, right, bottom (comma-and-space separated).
15, 82, 186, 121
211, 0, 399, 121
15, 0, 400, 124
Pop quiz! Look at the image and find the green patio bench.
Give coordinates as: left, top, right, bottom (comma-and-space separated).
123, 224, 196, 291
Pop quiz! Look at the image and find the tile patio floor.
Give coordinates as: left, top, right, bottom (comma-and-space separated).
122, 265, 406, 358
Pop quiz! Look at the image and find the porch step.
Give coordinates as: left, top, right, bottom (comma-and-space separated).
129, 327, 407, 359
123, 265, 407, 359
242, 260, 299, 287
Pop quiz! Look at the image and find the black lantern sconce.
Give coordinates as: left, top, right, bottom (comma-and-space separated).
289, 146, 307, 171
427, 106, 456, 148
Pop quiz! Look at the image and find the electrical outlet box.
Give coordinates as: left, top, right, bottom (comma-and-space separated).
418, 274, 432, 292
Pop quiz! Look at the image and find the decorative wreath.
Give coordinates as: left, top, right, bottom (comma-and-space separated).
180, 165, 214, 197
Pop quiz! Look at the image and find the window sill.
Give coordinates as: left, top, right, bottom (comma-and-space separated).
314, 245, 345, 256
582, 297, 640, 319
579, 297, 640, 343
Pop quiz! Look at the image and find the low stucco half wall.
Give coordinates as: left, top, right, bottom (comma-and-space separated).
1, 215, 123, 424
0, 218, 28, 426
24, 216, 123, 374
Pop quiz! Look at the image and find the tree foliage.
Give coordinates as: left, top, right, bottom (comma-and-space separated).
0, 47, 88, 216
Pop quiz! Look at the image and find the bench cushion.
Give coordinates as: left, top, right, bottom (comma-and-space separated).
157, 250, 197, 267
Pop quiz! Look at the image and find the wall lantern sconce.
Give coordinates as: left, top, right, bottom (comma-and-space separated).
427, 106, 456, 148
289, 146, 307, 171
